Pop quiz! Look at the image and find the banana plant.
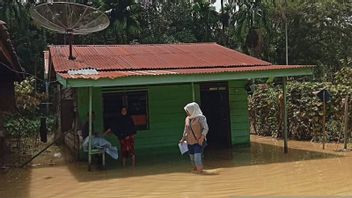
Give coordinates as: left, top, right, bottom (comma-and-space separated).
230, 0, 271, 57
102, 0, 141, 44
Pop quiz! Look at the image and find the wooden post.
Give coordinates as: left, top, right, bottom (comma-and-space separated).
45, 81, 49, 115
73, 88, 80, 159
283, 77, 288, 153
56, 84, 62, 143
344, 95, 349, 150
68, 33, 75, 60
191, 82, 195, 101
322, 91, 326, 150
283, 0, 289, 153
88, 87, 92, 171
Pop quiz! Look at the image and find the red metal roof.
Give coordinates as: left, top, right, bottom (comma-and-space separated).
58, 65, 311, 80
49, 43, 311, 80
49, 43, 271, 73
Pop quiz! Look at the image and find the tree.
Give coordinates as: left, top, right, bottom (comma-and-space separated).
230, 0, 271, 57
1, 0, 351, 81
1, 1, 48, 79
269, 0, 352, 79
191, 0, 219, 42
102, 0, 142, 44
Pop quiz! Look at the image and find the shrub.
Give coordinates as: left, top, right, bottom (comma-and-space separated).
249, 68, 352, 141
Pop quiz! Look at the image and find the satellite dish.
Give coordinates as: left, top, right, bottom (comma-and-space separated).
30, 2, 110, 60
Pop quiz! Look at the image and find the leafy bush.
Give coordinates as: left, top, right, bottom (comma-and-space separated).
334, 67, 352, 87
3, 77, 47, 151
4, 115, 40, 138
249, 84, 280, 137
14, 77, 45, 114
250, 68, 352, 141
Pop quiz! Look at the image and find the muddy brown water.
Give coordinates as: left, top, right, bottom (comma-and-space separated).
1, 135, 352, 197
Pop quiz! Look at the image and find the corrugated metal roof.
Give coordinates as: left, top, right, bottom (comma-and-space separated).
58, 65, 312, 80
49, 43, 271, 73
50, 43, 312, 81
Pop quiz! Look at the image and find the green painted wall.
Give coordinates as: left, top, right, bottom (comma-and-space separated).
76, 81, 250, 151
137, 84, 197, 149
76, 83, 200, 150
228, 80, 250, 145
77, 87, 104, 132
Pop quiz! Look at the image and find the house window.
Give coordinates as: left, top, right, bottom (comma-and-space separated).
103, 91, 149, 130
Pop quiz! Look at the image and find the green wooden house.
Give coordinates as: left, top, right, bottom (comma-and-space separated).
47, 43, 313, 165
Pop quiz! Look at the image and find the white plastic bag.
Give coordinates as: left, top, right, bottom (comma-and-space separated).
178, 141, 189, 155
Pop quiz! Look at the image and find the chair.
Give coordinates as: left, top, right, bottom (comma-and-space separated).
77, 130, 106, 170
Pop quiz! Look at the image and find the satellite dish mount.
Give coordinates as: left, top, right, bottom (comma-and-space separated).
66, 29, 75, 60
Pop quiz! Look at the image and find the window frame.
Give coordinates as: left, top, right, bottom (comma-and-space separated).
102, 88, 149, 131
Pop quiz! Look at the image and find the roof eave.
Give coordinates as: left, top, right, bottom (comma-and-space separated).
57, 66, 314, 88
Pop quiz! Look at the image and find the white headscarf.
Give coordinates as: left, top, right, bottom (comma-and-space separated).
184, 102, 204, 127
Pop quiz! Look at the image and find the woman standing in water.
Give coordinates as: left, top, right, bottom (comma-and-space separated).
105, 107, 136, 167
180, 102, 209, 174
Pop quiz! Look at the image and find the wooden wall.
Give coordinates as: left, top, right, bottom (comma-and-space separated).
72, 80, 250, 155
229, 80, 251, 145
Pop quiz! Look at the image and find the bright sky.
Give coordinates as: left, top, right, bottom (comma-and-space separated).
213, 0, 222, 12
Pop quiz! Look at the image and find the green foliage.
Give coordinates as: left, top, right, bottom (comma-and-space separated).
14, 77, 46, 113
138, 0, 198, 44
191, 0, 219, 42
269, 0, 352, 77
1, 0, 351, 80
230, 0, 270, 57
250, 69, 352, 141
249, 85, 279, 137
334, 67, 352, 87
3, 77, 46, 138
4, 115, 40, 138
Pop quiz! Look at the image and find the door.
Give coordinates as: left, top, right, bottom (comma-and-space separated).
200, 82, 231, 148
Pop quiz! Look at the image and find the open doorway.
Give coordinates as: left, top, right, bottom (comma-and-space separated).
200, 82, 231, 148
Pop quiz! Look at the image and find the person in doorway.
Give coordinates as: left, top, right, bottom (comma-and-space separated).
180, 102, 209, 174
105, 107, 136, 167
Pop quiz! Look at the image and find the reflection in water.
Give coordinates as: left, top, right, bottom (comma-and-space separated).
1, 135, 352, 197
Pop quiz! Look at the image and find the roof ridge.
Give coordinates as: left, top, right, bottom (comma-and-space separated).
48, 42, 218, 48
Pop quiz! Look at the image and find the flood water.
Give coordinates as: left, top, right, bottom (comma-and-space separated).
1, 135, 352, 197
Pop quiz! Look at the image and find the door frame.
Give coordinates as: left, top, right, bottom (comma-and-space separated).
200, 81, 232, 148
